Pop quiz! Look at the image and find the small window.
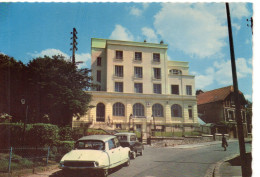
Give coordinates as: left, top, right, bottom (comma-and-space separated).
153, 84, 161, 94
116, 51, 123, 59
153, 68, 161, 79
135, 52, 142, 61
186, 85, 192, 95
171, 85, 179, 95
115, 82, 123, 92
97, 57, 102, 66
116, 124, 122, 129
115, 65, 123, 77
169, 69, 182, 75
188, 106, 193, 119
97, 70, 101, 83
153, 53, 160, 62
130, 135, 137, 141
134, 67, 143, 78
134, 83, 143, 93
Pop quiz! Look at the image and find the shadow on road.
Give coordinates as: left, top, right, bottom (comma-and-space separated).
49, 166, 124, 177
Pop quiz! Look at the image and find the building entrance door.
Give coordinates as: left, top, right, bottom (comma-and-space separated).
96, 103, 105, 122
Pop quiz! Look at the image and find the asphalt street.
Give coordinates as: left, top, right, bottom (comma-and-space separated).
24, 141, 251, 177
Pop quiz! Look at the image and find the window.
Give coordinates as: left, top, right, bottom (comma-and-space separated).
134, 67, 143, 78
116, 50, 123, 59
113, 102, 125, 116
169, 69, 182, 75
116, 124, 122, 129
108, 139, 116, 150
133, 103, 144, 117
96, 103, 105, 122
134, 83, 143, 93
188, 106, 193, 119
135, 52, 142, 61
97, 70, 101, 82
152, 104, 164, 117
153, 53, 160, 62
171, 85, 179, 95
186, 85, 192, 95
153, 84, 161, 94
97, 57, 102, 66
153, 68, 161, 79
171, 104, 182, 117
130, 135, 137, 141
115, 65, 123, 77
115, 82, 123, 92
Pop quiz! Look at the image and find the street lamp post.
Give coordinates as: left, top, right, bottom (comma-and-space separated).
129, 114, 132, 132
21, 99, 29, 147
152, 114, 155, 136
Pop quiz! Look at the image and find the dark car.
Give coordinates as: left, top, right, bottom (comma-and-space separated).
115, 132, 144, 159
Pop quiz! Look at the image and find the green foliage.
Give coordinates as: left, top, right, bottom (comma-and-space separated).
59, 126, 73, 141
27, 123, 59, 147
0, 54, 93, 126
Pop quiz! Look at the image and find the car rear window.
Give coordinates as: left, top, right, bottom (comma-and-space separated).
117, 135, 127, 141
75, 140, 105, 150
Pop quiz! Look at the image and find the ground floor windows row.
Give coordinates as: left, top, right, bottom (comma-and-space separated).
96, 102, 194, 121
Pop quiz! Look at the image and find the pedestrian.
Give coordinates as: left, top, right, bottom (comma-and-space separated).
222, 134, 228, 151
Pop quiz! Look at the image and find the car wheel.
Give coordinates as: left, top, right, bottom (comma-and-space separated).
100, 169, 108, 177
131, 151, 136, 159
124, 158, 130, 167
140, 149, 143, 156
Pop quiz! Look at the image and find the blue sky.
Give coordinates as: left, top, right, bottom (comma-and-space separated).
0, 2, 253, 101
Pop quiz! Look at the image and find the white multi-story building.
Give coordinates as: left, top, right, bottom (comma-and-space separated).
73, 38, 198, 136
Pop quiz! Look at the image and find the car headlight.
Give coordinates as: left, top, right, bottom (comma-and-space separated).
60, 161, 64, 167
94, 161, 99, 167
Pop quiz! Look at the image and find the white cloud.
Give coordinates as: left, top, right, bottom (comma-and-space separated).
109, 24, 134, 41
232, 23, 241, 31
27, 49, 91, 69
229, 3, 250, 20
129, 3, 149, 17
195, 58, 252, 89
28, 49, 70, 59
153, 3, 250, 59
75, 53, 91, 69
244, 94, 252, 100
130, 6, 142, 16
141, 27, 158, 43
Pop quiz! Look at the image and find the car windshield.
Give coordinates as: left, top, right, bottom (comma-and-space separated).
75, 140, 105, 150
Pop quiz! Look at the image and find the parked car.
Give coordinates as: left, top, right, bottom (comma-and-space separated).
59, 135, 131, 177
115, 132, 144, 159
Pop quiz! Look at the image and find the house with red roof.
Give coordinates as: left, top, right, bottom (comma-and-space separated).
197, 86, 250, 137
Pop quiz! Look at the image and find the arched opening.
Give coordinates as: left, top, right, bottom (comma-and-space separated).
96, 103, 105, 122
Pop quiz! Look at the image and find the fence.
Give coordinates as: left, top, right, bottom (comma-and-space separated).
0, 146, 70, 174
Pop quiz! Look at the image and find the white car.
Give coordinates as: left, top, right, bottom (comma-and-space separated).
60, 135, 131, 177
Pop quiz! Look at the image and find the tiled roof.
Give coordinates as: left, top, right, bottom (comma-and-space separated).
197, 85, 239, 105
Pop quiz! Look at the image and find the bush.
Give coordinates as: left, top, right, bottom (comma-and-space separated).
51, 140, 74, 161
27, 123, 59, 147
59, 126, 73, 141
0, 123, 24, 148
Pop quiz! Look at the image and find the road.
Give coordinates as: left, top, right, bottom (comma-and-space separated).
24, 141, 251, 177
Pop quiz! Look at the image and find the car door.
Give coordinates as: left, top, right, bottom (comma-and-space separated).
107, 138, 121, 167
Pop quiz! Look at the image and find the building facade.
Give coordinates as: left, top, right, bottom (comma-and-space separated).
197, 86, 250, 137
73, 38, 198, 135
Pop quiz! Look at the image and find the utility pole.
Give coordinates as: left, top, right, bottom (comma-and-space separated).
70, 28, 78, 65
247, 17, 253, 35
225, 3, 248, 177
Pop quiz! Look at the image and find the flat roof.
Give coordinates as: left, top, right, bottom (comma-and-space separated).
91, 38, 168, 49
78, 135, 116, 142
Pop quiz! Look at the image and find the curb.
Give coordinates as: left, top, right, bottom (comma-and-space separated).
204, 153, 239, 177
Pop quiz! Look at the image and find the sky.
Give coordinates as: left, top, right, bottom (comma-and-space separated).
0, 2, 254, 101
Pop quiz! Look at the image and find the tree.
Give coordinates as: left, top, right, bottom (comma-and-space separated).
26, 55, 92, 125
0, 54, 27, 122
196, 89, 204, 95
245, 100, 252, 133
